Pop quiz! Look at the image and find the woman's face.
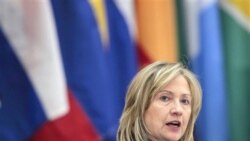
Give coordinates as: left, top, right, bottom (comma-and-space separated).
144, 75, 192, 141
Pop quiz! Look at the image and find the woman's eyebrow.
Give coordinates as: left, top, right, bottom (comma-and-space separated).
159, 90, 191, 96
182, 94, 192, 98
158, 90, 173, 95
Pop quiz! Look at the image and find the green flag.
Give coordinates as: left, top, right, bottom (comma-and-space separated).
220, 0, 250, 140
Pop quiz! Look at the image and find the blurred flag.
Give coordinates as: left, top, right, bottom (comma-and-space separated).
106, 1, 138, 140
220, 0, 250, 140
183, 0, 228, 140
90, 0, 109, 46
91, 0, 138, 140
0, 0, 99, 141
113, 0, 136, 40
52, 0, 137, 140
135, 0, 178, 66
105, 0, 138, 122
175, 0, 188, 58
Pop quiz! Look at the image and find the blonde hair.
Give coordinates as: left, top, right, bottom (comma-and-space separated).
117, 61, 202, 141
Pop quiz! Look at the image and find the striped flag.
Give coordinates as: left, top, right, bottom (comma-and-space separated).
183, 0, 228, 140
0, 0, 99, 140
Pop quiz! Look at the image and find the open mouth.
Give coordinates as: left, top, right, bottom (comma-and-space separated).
166, 121, 181, 128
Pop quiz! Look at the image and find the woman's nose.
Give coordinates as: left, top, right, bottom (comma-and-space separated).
170, 101, 183, 116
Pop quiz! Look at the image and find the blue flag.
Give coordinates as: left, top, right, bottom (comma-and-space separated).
51, 0, 137, 140
191, 1, 228, 141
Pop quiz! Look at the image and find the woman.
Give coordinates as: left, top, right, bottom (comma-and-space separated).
117, 61, 202, 141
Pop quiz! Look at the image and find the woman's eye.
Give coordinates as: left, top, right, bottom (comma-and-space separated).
181, 99, 190, 105
160, 96, 169, 102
